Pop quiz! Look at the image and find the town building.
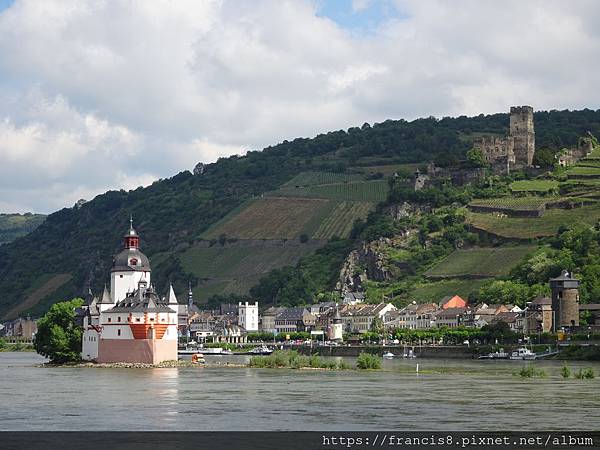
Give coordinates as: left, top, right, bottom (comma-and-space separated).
340, 303, 396, 333
431, 307, 469, 328
523, 296, 553, 333
80, 220, 179, 364
238, 301, 259, 332
440, 295, 467, 310
274, 308, 317, 334
260, 306, 286, 333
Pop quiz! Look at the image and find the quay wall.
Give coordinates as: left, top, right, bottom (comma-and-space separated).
294, 345, 476, 359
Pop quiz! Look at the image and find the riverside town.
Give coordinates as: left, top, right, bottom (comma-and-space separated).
1, 2, 600, 449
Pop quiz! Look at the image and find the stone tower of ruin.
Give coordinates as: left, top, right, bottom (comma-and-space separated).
509, 106, 535, 167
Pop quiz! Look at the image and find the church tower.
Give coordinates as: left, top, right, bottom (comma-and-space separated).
509, 106, 535, 167
110, 218, 151, 304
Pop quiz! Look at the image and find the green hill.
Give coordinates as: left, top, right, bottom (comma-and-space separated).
1, 108, 600, 317
0, 213, 46, 245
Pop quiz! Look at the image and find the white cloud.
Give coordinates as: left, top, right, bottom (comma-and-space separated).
0, 0, 599, 212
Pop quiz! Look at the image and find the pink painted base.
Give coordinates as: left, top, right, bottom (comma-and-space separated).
97, 339, 177, 364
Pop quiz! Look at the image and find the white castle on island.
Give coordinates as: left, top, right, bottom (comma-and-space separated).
81, 220, 180, 364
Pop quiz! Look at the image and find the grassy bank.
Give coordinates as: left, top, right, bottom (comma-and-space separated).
248, 350, 352, 370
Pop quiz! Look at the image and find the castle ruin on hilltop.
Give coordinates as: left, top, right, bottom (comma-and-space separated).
474, 105, 535, 173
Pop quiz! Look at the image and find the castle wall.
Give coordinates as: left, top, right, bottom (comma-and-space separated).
97, 338, 177, 364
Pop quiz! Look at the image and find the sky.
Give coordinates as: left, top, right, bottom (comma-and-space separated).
0, 0, 599, 214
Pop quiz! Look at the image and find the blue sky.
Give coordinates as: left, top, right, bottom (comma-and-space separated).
316, 0, 402, 32
0, 0, 14, 13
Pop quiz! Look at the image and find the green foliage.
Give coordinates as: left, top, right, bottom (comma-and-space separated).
426, 246, 537, 278
248, 350, 348, 370
560, 364, 571, 378
466, 148, 487, 168
249, 239, 352, 306
245, 331, 311, 342
517, 365, 547, 378
574, 368, 595, 379
3, 109, 600, 316
356, 352, 382, 370
533, 148, 557, 168
559, 345, 600, 361
0, 213, 46, 245
478, 280, 546, 308
0, 338, 6, 350
33, 298, 84, 364
510, 179, 559, 193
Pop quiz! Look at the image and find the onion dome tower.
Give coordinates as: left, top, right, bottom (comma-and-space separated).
110, 217, 151, 304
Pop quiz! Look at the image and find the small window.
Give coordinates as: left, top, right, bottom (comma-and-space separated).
118, 317, 121, 322
108, 317, 112, 323
150, 318, 155, 322
120, 275, 123, 278
117, 329, 121, 336
136, 318, 141, 322
129, 258, 138, 266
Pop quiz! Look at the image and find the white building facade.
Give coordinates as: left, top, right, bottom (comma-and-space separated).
81, 221, 179, 364
238, 301, 259, 332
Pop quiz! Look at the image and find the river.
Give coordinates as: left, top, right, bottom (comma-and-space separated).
1, 352, 599, 431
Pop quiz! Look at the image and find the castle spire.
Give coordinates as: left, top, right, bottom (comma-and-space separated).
188, 281, 194, 308
123, 216, 140, 249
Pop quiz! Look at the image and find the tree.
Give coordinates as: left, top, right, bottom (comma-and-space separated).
533, 147, 556, 168
34, 298, 84, 364
466, 147, 487, 168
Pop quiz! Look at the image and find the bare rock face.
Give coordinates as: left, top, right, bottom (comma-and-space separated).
386, 202, 431, 220
193, 162, 206, 175
336, 249, 365, 294
359, 241, 392, 282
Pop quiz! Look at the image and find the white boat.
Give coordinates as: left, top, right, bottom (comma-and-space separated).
220, 349, 233, 355
178, 345, 223, 355
382, 351, 395, 359
249, 345, 273, 355
509, 347, 537, 360
478, 348, 509, 360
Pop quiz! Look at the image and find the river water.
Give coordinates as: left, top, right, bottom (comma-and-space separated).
1, 352, 599, 431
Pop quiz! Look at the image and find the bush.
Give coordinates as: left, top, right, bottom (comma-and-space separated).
575, 368, 595, 379
517, 365, 546, 378
356, 352, 381, 370
560, 365, 571, 378
337, 359, 351, 370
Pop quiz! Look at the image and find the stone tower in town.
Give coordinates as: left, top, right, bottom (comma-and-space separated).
549, 270, 580, 331
509, 106, 535, 167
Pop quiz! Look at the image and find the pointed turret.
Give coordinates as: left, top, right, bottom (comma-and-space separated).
187, 281, 194, 308
167, 283, 179, 305
99, 284, 112, 304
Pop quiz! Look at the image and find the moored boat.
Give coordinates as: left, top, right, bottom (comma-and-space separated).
509, 347, 537, 360
249, 345, 273, 355
382, 351, 395, 359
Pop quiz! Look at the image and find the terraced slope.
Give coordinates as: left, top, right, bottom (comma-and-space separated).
179, 240, 325, 302
425, 246, 537, 278
466, 203, 600, 239
202, 197, 331, 240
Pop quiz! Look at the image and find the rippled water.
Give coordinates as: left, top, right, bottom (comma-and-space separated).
1, 352, 599, 431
